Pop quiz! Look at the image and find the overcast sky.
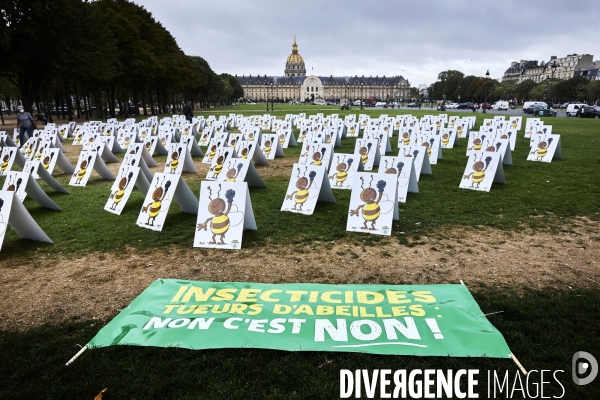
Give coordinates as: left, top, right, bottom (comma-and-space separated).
141, 0, 597, 87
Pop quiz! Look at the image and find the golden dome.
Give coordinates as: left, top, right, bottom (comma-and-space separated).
286, 37, 304, 65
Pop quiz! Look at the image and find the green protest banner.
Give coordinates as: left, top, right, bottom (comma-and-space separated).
85, 280, 511, 358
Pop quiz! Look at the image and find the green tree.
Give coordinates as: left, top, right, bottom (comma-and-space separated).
516, 80, 537, 102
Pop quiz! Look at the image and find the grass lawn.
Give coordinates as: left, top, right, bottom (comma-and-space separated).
0, 107, 599, 399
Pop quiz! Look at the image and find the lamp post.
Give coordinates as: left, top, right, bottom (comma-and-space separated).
360, 81, 364, 110
544, 76, 549, 102
457, 85, 461, 104
346, 83, 349, 107
549, 60, 557, 105
483, 70, 490, 114
270, 82, 274, 111
514, 82, 518, 108
265, 83, 269, 112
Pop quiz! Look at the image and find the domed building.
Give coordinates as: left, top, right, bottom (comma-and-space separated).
237, 38, 411, 104
284, 37, 306, 77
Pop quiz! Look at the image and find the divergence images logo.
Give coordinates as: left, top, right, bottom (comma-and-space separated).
572, 352, 598, 386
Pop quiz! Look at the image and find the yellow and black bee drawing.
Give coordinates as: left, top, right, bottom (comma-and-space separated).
463, 154, 493, 188
329, 155, 354, 187
141, 176, 171, 226
209, 150, 229, 179
165, 147, 182, 174
109, 170, 134, 210
286, 167, 317, 211
349, 176, 390, 231
197, 184, 242, 245
468, 134, 486, 152
357, 141, 372, 167
240, 144, 252, 160
73, 155, 92, 185
263, 138, 273, 158
224, 161, 244, 182
5, 174, 23, 192
0, 151, 13, 175
310, 147, 327, 166
530, 137, 553, 161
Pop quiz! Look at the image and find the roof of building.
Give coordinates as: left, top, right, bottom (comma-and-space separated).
286, 37, 305, 65
236, 75, 409, 86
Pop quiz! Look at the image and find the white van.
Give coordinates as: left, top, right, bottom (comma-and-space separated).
566, 103, 586, 117
493, 101, 509, 111
353, 100, 364, 106
375, 102, 387, 108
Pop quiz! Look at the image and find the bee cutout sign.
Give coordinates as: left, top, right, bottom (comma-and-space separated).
194, 182, 257, 250
260, 134, 284, 160
528, 126, 554, 146
104, 166, 150, 215
346, 173, 399, 236
234, 140, 269, 166
417, 135, 442, 165
299, 144, 333, 171
164, 144, 196, 175
459, 153, 505, 192
467, 137, 513, 165
281, 164, 335, 215
82, 142, 120, 164
397, 144, 432, 181
214, 158, 266, 188
379, 156, 419, 203
353, 139, 381, 171
136, 173, 198, 232
328, 153, 364, 190
0, 190, 53, 252
0, 147, 24, 176
179, 135, 204, 157
439, 128, 459, 149
1, 171, 62, 210
527, 134, 562, 163
69, 147, 115, 187
41, 147, 75, 175
276, 129, 297, 148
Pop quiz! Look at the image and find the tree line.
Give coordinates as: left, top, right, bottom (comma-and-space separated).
429, 70, 600, 105
0, 0, 243, 123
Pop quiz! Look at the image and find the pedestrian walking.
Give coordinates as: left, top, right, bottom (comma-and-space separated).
183, 101, 193, 123
16, 106, 36, 148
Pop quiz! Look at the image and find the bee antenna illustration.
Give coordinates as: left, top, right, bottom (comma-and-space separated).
385, 160, 389, 169
360, 176, 365, 189
369, 175, 374, 187
127, 171, 133, 183
336, 155, 340, 164
207, 186, 213, 200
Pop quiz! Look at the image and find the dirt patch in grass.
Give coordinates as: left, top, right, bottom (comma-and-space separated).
1, 222, 598, 331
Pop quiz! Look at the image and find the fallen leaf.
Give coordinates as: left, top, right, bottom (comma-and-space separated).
94, 388, 107, 400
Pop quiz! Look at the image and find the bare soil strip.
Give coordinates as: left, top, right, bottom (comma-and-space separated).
1, 222, 598, 331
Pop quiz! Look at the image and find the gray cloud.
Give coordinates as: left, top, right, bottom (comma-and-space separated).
139, 0, 598, 86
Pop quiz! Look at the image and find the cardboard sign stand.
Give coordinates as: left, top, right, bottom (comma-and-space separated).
0, 190, 53, 252
36, 163, 70, 194
53, 150, 76, 174
23, 173, 62, 210
172, 175, 199, 214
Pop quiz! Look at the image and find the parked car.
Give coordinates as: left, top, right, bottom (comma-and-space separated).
340, 103, 351, 110
523, 104, 538, 114
492, 101, 509, 111
577, 105, 600, 118
566, 103, 586, 117
480, 103, 492, 110
532, 106, 556, 117
457, 102, 474, 110
436, 104, 446, 111
445, 103, 459, 109
407, 102, 419, 108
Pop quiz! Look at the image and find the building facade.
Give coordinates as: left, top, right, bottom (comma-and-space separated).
503, 54, 595, 83
237, 39, 411, 103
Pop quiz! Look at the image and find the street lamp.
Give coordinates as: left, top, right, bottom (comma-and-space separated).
483, 70, 490, 114
549, 61, 557, 104
360, 81, 364, 110
544, 76, 549, 102
270, 82, 274, 111
346, 83, 349, 106
265, 83, 269, 112
458, 85, 461, 104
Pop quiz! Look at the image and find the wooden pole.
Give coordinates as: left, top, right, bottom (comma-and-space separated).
511, 353, 528, 376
